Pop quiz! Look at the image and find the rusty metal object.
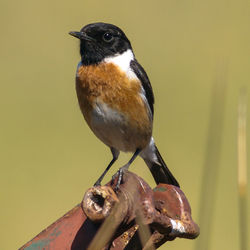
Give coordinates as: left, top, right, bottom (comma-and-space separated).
84, 171, 199, 249
20, 171, 199, 250
19, 204, 96, 250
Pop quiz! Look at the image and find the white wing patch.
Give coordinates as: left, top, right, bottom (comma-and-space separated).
140, 87, 153, 121
103, 49, 138, 80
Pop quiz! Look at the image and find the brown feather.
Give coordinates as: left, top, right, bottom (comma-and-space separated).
76, 62, 152, 151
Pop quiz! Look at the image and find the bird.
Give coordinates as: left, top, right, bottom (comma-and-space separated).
69, 22, 179, 188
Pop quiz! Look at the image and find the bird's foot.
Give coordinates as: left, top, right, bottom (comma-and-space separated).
111, 164, 129, 192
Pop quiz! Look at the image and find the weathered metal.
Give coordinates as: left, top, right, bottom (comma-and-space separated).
20, 171, 199, 250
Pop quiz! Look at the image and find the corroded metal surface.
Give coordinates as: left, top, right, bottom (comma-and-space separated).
19, 204, 96, 250
20, 171, 199, 250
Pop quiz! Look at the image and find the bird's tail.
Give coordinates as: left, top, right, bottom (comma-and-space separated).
142, 144, 180, 187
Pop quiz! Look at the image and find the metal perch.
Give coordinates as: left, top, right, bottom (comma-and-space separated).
20, 171, 199, 249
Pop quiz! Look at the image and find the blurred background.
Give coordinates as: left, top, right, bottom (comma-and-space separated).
0, 0, 249, 249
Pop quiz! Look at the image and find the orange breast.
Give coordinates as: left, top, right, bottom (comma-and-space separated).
75, 62, 152, 150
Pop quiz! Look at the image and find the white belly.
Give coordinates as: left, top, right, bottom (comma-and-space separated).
90, 100, 131, 151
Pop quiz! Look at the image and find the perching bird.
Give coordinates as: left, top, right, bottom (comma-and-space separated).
69, 22, 179, 187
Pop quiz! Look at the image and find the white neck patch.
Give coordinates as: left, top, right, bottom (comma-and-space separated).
103, 49, 137, 80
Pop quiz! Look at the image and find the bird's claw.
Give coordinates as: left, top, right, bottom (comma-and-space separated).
111, 167, 128, 192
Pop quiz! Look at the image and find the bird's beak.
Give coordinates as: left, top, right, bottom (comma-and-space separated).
69, 31, 95, 41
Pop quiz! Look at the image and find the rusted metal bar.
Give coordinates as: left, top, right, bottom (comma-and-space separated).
20, 171, 199, 250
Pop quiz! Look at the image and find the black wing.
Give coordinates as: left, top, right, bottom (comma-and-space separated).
130, 59, 155, 118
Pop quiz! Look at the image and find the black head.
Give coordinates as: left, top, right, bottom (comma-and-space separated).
69, 22, 132, 65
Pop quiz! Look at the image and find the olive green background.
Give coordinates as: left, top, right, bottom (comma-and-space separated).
0, 0, 249, 249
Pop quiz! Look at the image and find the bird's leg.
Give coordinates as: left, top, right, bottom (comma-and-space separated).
94, 148, 119, 186
113, 148, 141, 191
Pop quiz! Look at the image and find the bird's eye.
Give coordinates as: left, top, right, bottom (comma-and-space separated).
102, 32, 114, 42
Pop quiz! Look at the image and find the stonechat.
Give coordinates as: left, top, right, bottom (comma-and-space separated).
69, 22, 179, 187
